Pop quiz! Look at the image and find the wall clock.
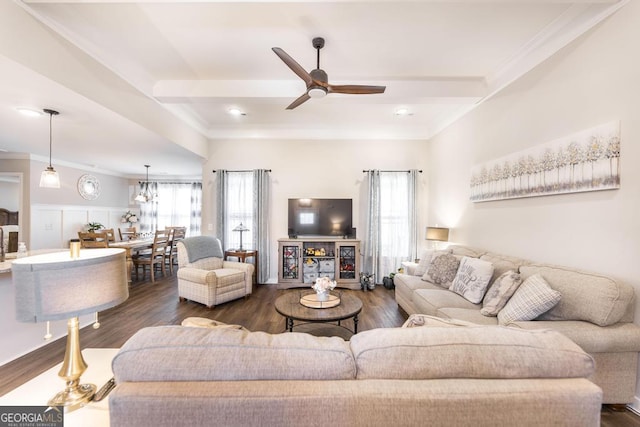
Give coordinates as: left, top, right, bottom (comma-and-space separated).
78, 174, 101, 200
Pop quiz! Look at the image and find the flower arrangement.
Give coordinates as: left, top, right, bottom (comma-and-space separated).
121, 210, 138, 225
312, 276, 337, 294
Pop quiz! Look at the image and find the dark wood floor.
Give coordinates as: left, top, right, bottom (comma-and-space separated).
0, 273, 638, 426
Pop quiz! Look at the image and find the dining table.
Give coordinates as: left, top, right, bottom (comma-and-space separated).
109, 237, 154, 282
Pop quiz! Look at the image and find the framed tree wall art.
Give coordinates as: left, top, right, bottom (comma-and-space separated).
470, 121, 620, 202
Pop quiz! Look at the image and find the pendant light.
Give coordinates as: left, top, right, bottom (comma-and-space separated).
39, 109, 60, 188
135, 164, 156, 203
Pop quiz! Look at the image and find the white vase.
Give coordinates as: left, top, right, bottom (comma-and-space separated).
316, 290, 329, 302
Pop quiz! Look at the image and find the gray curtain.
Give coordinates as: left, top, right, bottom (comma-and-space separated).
189, 182, 202, 236
253, 169, 270, 284
362, 170, 380, 280
215, 169, 228, 249
363, 170, 419, 283
408, 169, 419, 262
139, 181, 158, 234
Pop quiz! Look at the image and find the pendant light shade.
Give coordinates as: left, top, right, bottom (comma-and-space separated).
135, 165, 157, 203
39, 109, 60, 188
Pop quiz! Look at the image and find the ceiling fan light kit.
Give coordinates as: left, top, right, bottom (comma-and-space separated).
272, 37, 385, 109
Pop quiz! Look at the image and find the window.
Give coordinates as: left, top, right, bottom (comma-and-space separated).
224, 172, 253, 249
363, 170, 418, 283
139, 182, 202, 236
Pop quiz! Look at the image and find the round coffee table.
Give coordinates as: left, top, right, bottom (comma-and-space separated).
275, 291, 363, 336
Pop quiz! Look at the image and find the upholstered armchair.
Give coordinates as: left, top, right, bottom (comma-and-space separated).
177, 236, 254, 308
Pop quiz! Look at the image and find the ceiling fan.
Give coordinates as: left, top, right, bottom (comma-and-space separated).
272, 37, 386, 110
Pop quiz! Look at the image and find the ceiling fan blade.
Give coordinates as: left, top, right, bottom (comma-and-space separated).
327, 84, 386, 95
272, 47, 313, 86
286, 93, 311, 110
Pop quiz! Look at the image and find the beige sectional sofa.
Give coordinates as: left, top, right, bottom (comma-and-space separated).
110, 323, 602, 427
394, 244, 640, 404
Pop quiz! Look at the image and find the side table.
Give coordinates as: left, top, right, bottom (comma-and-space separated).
224, 249, 258, 284
0, 348, 118, 426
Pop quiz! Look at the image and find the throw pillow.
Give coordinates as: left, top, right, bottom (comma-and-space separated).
497, 274, 562, 325
181, 317, 248, 331
449, 256, 495, 304
402, 314, 477, 328
481, 270, 523, 316
414, 250, 435, 276
423, 253, 460, 288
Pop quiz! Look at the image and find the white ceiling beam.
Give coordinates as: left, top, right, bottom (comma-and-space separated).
23, 0, 623, 4
153, 79, 487, 103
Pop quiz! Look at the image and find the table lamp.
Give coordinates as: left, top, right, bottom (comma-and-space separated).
12, 248, 128, 410
232, 223, 250, 251
426, 226, 449, 249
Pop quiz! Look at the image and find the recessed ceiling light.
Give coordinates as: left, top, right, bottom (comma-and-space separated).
394, 108, 412, 116
16, 107, 44, 117
228, 108, 246, 116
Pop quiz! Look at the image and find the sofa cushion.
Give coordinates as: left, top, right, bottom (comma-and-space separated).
113, 326, 356, 382
520, 264, 634, 327
450, 256, 494, 304
349, 326, 595, 380
413, 288, 479, 316
507, 320, 640, 353
436, 308, 500, 325
481, 270, 523, 316
498, 274, 561, 325
188, 257, 224, 270
448, 245, 487, 258
480, 252, 528, 283
422, 253, 460, 288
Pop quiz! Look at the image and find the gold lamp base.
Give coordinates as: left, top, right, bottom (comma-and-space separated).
48, 383, 96, 410
48, 317, 96, 411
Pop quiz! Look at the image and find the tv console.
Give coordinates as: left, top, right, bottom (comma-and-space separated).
277, 238, 361, 290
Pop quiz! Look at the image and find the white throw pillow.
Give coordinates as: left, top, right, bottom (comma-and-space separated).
497, 274, 561, 325
449, 256, 494, 304
481, 270, 523, 316
414, 250, 435, 276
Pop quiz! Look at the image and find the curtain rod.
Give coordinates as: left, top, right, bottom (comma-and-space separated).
362, 169, 422, 173
212, 169, 272, 173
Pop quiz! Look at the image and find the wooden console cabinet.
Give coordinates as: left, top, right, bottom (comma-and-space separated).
278, 238, 360, 290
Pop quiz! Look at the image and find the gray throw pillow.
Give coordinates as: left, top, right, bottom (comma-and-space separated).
481, 270, 523, 316
497, 274, 561, 325
423, 253, 460, 288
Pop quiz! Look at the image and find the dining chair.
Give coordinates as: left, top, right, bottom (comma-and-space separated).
132, 229, 169, 283
102, 228, 116, 243
165, 226, 186, 275
77, 231, 109, 248
119, 227, 137, 241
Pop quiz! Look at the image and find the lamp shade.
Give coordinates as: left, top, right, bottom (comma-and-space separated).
39, 166, 60, 188
426, 227, 449, 242
12, 248, 128, 322
233, 223, 249, 232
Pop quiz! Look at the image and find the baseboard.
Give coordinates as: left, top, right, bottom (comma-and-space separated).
627, 396, 640, 415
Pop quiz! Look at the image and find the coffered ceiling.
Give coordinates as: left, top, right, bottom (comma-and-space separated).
0, 0, 626, 178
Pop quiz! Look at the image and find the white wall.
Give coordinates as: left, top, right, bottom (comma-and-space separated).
427, 1, 640, 407
28, 159, 130, 249
203, 138, 429, 283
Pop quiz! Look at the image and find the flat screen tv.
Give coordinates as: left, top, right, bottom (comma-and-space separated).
288, 198, 354, 238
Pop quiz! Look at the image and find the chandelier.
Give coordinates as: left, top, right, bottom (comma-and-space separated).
135, 165, 157, 203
